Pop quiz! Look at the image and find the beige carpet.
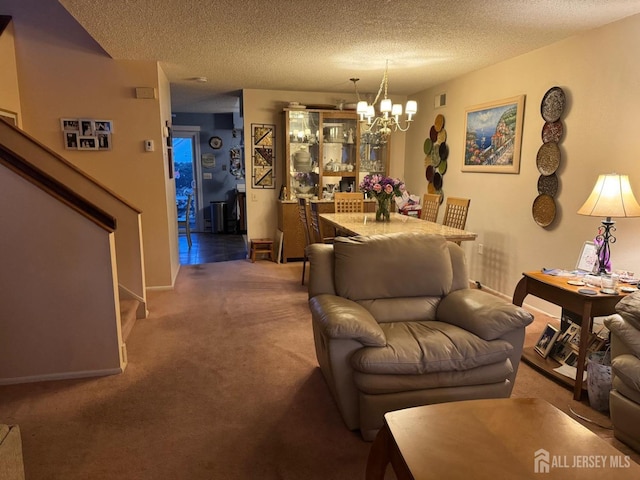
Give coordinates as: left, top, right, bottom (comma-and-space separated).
0, 260, 637, 479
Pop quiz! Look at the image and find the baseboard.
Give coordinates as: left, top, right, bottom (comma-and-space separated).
468, 278, 559, 319
0, 367, 123, 386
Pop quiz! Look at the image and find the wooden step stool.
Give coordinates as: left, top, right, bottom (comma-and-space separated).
249, 238, 274, 262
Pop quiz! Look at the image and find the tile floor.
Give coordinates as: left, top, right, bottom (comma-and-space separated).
178, 232, 248, 265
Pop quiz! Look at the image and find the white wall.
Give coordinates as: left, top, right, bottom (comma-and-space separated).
404, 14, 640, 313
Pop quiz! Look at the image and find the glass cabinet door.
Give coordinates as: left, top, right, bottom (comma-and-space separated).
358, 127, 389, 188
286, 110, 320, 199
319, 111, 358, 198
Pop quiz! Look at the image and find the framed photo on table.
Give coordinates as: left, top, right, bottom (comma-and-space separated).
534, 323, 560, 358
576, 241, 598, 273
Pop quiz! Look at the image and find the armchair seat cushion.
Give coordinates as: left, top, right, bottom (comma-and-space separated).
350, 320, 513, 375
353, 359, 513, 394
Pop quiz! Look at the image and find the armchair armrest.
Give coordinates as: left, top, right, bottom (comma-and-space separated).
309, 294, 386, 347
605, 314, 640, 358
437, 289, 533, 341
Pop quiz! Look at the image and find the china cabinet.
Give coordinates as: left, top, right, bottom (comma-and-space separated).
277, 108, 389, 262
282, 108, 389, 201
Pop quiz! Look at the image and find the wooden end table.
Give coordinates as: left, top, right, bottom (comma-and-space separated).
513, 271, 627, 401
366, 398, 639, 479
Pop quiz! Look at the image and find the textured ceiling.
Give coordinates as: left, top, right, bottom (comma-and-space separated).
37, 1, 640, 111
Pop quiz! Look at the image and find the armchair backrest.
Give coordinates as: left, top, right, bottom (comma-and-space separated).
308, 232, 469, 322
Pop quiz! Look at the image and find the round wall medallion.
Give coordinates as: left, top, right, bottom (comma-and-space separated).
541, 121, 564, 144
541, 86, 566, 123
537, 173, 558, 197
209, 136, 223, 149
532, 194, 556, 227
536, 142, 560, 176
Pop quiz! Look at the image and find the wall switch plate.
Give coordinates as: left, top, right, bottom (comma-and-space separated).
203, 172, 212, 180
144, 140, 154, 152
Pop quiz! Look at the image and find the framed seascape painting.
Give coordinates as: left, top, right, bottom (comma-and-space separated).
462, 95, 525, 173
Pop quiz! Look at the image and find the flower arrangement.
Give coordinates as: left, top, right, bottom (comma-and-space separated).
359, 174, 405, 221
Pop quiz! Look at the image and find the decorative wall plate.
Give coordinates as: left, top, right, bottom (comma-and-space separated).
429, 125, 438, 142
430, 147, 441, 167
438, 142, 449, 162
537, 173, 559, 196
536, 142, 561, 175
532, 194, 556, 227
209, 136, 223, 149
433, 171, 443, 190
434, 114, 445, 132
423, 138, 433, 155
425, 165, 435, 182
437, 129, 447, 144
437, 159, 448, 175
541, 86, 566, 122
542, 121, 564, 143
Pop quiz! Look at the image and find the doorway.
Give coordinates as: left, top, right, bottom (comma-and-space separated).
172, 126, 203, 232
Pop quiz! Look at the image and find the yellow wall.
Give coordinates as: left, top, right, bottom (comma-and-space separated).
404, 13, 640, 313
0, 21, 22, 127
3, 6, 177, 288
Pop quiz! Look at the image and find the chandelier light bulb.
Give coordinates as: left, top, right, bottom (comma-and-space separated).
380, 98, 392, 113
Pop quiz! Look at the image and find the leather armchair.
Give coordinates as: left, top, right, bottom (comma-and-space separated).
604, 292, 640, 452
307, 232, 533, 440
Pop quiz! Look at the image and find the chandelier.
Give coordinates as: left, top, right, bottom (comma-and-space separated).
350, 61, 417, 140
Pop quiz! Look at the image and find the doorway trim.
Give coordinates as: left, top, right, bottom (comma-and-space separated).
173, 126, 204, 232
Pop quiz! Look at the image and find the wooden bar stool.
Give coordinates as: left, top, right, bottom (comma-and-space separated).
249, 238, 274, 262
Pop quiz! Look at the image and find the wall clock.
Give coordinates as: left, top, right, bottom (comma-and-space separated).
209, 136, 222, 149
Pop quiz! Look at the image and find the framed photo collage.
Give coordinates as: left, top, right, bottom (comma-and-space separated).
61, 118, 113, 151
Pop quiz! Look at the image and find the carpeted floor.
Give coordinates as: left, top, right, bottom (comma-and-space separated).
0, 259, 638, 479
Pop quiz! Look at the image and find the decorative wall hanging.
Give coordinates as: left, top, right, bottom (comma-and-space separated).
462, 95, 525, 173
532, 86, 566, 228
251, 124, 275, 189
424, 113, 447, 199
61, 118, 112, 151
230, 146, 244, 179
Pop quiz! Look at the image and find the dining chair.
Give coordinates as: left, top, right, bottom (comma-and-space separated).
421, 193, 442, 223
310, 201, 334, 244
442, 197, 471, 230
178, 193, 193, 248
297, 197, 313, 285
334, 192, 364, 213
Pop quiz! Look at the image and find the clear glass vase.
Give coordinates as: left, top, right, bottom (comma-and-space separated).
375, 196, 391, 222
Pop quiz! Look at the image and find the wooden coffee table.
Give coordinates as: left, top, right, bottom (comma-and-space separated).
366, 398, 639, 479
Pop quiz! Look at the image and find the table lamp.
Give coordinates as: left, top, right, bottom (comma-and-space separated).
577, 173, 640, 274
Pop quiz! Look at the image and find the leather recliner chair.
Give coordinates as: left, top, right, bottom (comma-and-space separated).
604, 292, 640, 452
307, 232, 533, 440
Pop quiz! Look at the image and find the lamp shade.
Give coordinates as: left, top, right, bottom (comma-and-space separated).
577, 174, 640, 218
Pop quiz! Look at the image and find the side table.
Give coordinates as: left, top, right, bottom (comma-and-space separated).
512, 271, 627, 400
